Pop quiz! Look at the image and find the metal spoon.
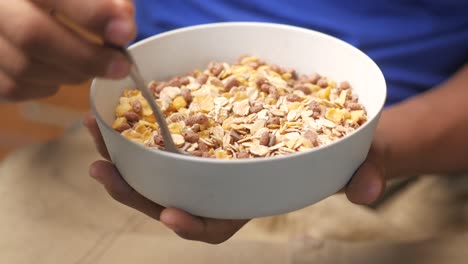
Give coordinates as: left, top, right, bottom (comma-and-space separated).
107, 44, 183, 155
50, 12, 183, 155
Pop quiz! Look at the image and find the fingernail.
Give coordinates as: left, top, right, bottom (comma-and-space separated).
91, 175, 104, 185
105, 18, 134, 46
349, 175, 382, 204
106, 57, 130, 79
89, 165, 104, 185
162, 221, 181, 233
367, 180, 382, 201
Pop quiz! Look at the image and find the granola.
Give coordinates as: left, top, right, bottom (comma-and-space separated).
112, 56, 368, 159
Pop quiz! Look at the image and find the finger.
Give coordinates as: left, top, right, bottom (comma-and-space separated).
89, 158, 249, 244
35, 0, 136, 45
0, 70, 59, 101
0, 1, 130, 80
0, 37, 87, 85
0, 70, 16, 100
160, 208, 249, 244
83, 113, 111, 160
89, 160, 164, 220
345, 150, 386, 205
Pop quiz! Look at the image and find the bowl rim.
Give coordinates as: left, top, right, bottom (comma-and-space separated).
90, 21, 387, 164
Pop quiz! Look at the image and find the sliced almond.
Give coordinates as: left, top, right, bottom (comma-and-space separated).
233, 99, 250, 116
171, 134, 185, 147
270, 108, 286, 117
249, 144, 270, 156
250, 119, 266, 135
287, 110, 298, 122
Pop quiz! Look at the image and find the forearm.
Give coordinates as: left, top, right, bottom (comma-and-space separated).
377, 63, 468, 179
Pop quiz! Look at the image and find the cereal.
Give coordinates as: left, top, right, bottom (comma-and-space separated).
172, 96, 187, 110
132, 100, 142, 114
186, 114, 209, 127
113, 55, 367, 159
224, 78, 240, 92
181, 88, 193, 103
183, 130, 199, 143
197, 74, 208, 85
237, 151, 250, 159
286, 94, 302, 103
230, 130, 242, 142
339, 81, 350, 90
259, 130, 270, 146
153, 134, 164, 146
317, 78, 329, 88
115, 123, 131, 133
346, 102, 363, 111
310, 73, 321, 84
198, 140, 210, 152
294, 84, 312, 95
171, 134, 186, 147
209, 62, 224, 77
249, 103, 264, 114
123, 111, 140, 123
180, 76, 190, 86
191, 150, 203, 157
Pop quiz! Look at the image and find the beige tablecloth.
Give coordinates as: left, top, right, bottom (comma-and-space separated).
1, 125, 468, 263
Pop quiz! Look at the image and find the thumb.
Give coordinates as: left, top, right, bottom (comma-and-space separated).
345, 145, 386, 205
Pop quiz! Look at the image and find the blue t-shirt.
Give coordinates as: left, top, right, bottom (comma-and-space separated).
133, 0, 468, 106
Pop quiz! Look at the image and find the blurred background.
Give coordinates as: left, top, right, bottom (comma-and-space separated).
0, 81, 91, 160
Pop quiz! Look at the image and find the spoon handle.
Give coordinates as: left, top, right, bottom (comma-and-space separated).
105, 44, 181, 154
129, 60, 181, 154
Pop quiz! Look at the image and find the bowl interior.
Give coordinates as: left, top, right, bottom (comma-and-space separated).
92, 22, 386, 150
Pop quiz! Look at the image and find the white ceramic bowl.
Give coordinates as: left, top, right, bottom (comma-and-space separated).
91, 22, 386, 219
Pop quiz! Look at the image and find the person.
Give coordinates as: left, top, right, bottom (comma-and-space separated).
1, 0, 467, 245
